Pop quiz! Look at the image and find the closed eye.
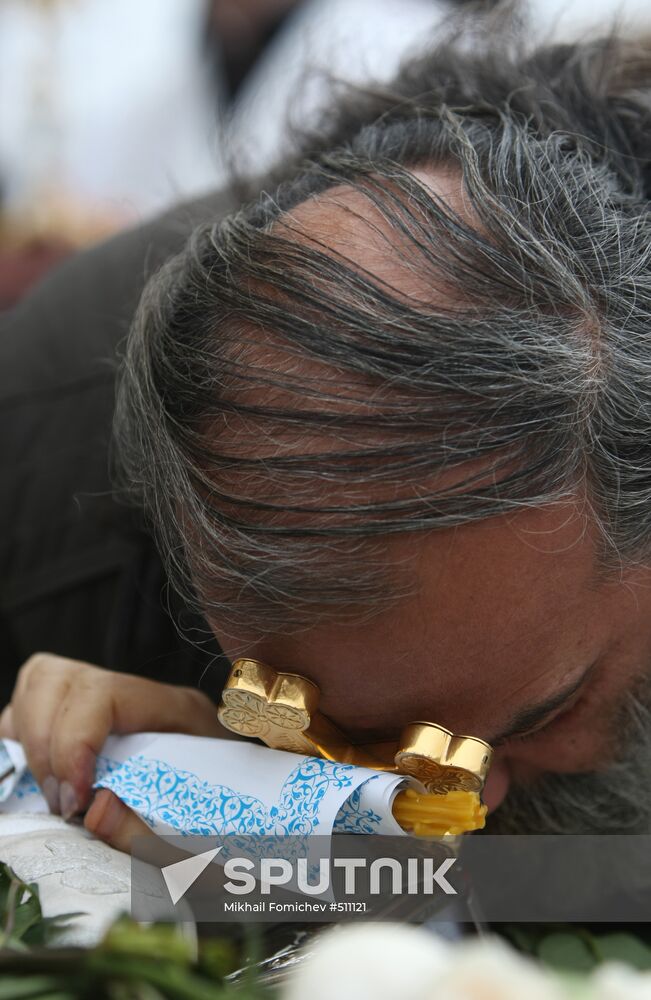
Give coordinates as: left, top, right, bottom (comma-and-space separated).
488, 660, 599, 748
504, 690, 588, 744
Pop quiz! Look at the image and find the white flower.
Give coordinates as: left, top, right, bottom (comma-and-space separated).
591, 961, 651, 1000
282, 925, 571, 1000
431, 937, 568, 1000
282, 923, 452, 1000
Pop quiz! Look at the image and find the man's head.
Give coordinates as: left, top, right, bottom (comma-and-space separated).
116, 27, 651, 831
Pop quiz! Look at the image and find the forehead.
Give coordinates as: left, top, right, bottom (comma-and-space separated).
274, 162, 473, 300
237, 496, 604, 731
213, 163, 478, 460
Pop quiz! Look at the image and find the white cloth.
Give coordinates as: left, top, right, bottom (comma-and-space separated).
0, 813, 132, 947
0, 734, 410, 838
0, 735, 414, 941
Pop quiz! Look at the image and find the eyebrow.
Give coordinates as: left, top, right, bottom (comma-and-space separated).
486, 660, 597, 746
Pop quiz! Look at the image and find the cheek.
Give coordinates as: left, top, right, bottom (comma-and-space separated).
505, 727, 605, 780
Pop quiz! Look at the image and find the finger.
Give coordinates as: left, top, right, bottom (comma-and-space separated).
48, 676, 220, 818
11, 654, 78, 799
56, 675, 224, 785
0, 704, 15, 739
107, 676, 222, 737
49, 668, 118, 818
84, 789, 154, 854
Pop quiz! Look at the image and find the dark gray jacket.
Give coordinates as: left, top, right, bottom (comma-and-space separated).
0, 193, 233, 703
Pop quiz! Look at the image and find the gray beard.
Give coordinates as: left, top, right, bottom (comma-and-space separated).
484, 672, 651, 835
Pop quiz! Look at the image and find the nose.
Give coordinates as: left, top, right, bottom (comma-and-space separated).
482, 754, 510, 812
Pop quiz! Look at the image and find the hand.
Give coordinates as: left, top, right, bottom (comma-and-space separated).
0, 653, 226, 851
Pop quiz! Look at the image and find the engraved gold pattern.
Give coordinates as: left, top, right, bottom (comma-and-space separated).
393, 754, 482, 794
218, 659, 493, 809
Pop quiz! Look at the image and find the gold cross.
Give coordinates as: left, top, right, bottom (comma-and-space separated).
217, 658, 492, 795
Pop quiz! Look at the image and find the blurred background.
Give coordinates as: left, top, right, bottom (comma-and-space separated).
0, 0, 649, 310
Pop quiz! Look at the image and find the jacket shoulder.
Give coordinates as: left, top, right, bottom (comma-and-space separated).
0, 190, 235, 402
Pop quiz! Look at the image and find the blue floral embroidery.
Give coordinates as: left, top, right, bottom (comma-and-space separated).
333, 776, 383, 833
0, 743, 35, 803
6, 749, 374, 862
95, 754, 356, 838
13, 771, 40, 800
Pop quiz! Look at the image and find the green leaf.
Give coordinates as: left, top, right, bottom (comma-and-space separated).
99, 917, 195, 965
106, 981, 167, 1000
537, 932, 597, 972
88, 953, 237, 1000
10, 890, 43, 940
23, 913, 87, 948
499, 924, 545, 956
0, 861, 86, 950
0, 865, 266, 998
197, 938, 238, 980
0, 976, 75, 1000
0, 865, 43, 948
592, 932, 651, 970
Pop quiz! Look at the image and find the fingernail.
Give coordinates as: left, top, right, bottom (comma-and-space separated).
59, 780, 79, 821
85, 789, 124, 840
41, 775, 60, 815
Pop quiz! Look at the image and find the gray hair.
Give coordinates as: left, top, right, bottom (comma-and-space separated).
115, 22, 651, 642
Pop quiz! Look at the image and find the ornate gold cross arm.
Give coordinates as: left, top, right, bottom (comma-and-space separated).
217, 658, 492, 797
